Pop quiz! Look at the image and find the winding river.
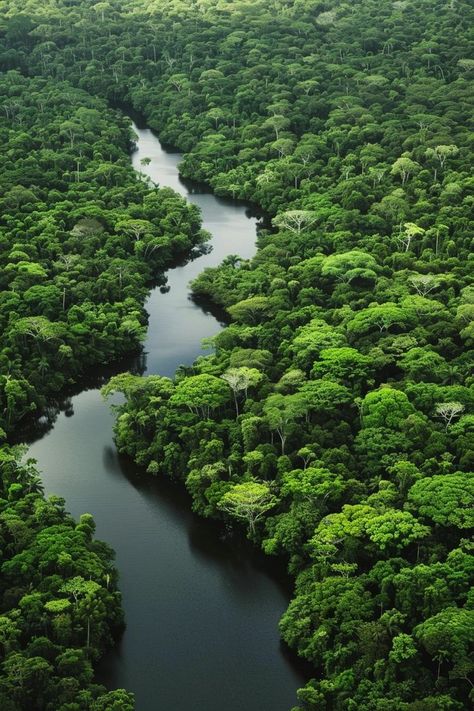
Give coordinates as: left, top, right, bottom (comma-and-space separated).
25, 120, 306, 710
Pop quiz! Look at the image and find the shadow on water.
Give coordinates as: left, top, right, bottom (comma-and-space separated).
16, 352, 146, 445
97, 448, 313, 687
102, 446, 292, 597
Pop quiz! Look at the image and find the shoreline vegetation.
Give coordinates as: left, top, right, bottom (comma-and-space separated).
0, 54, 206, 711
0, 1, 473, 709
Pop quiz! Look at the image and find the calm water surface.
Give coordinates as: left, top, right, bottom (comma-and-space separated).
25, 121, 306, 710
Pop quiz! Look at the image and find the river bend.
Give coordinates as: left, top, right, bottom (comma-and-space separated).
25, 119, 305, 710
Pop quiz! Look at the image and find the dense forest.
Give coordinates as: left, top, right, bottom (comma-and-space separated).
0, 0, 473, 709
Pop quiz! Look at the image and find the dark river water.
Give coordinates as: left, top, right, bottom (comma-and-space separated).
25, 121, 306, 710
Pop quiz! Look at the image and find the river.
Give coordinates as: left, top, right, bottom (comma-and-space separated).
25, 119, 306, 710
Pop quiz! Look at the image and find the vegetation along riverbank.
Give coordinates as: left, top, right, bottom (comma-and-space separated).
0, 1, 473, 709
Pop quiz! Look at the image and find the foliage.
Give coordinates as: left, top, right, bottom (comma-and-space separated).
0, 446, 133, 710
0, 0, 473, 708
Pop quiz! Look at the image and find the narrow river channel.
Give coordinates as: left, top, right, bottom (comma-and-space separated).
25, 119, 306, 710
